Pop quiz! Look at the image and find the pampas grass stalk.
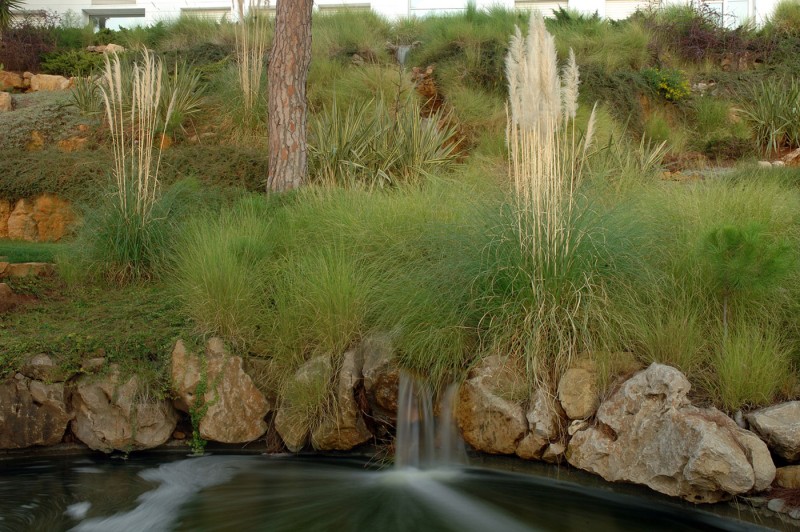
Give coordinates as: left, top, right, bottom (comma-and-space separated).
504, 13, 597, 389
101, 49, 176, 223
236, 0, 270, 116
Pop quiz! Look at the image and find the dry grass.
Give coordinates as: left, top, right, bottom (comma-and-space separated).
235, 1, 271, 118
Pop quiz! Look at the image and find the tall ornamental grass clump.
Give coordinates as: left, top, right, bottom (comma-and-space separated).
498, 14, 606, 389
68, 49, 181, 284
235, 1, 271, 123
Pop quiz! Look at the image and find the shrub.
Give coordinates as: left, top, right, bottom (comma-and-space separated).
641, 67, 690, 102
767, 0, 800, 36
0, 11, 58, 72
308, 98, 459, 187
41, 49, 105, 77
738, 76, 800, 154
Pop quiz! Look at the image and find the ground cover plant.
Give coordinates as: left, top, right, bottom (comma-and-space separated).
2, 4, 800, 450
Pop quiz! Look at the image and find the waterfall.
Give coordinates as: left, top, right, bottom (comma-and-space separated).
394, 372, 467, 469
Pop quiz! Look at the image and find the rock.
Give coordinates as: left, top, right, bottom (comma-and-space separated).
768, 498, 786, 513
360, 334, 400, 423
30, 74, 72, 92
516, 388, 564, 460
542, 441, 566, 464
567, 363, 775, 503
557, 361, 599, 420
351, 53, 365, 66
0, 71, 24, 90
568, 419, 589, 436
789, 508, 800, 520
2, 263, 54, 278
275, 356, 332, 452
25, 130, 45, 152
22, 71, 33, 80
7, 199, 37, 241
20, 353, 69, 382
456, 356, 527, 454
104, 43, 126, 54
776, 466, 800, 489
0, 200, 9, 238
56, 136, 88, 153
734, 410, 747, 429
0, 376, 71, 449
311, 350, 372, 450
746, 402, 800, 462
757, 161, 773, 168
32, 195, 75, 241
0, 91, 11, 112
773, 160, 786, 167
171, 338, 271, 443
71, 366, 177, 453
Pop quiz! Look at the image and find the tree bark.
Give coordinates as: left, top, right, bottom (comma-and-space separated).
267, 0, 313, 192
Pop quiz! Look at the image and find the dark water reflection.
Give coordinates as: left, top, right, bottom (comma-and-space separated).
0, 454, 776, 532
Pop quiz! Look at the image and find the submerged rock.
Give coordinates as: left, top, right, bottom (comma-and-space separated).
71, 366, 177, 453
311, 350, 372, 451
746, 401, 800, 462
0, 374, 71, 449
567, 363, 775, 503
171, 338, 271, 444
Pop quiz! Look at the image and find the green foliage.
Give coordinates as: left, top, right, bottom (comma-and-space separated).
313, 9, 391, 62
641, 67, 691, 102
739, 76, 800, 154
308, 99, 459, 187
69, 76, 103, 117
767, 0, 800, 36
0, 0, 22, 32
0, 241, 65, 263
41, 49, 106, 77
711, 322, 793, 411
69, 179, 200, 285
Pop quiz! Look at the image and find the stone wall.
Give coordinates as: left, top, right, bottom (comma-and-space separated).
0, 195, 75, 242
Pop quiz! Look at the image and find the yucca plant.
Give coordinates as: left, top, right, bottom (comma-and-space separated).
502, 13, 600, 389
738, 76, 800, 155
70, 75, 104, 117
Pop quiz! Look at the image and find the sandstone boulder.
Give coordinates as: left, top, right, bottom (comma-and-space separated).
1, 263, 54, 279
71, 366, 177, 453
776, 466, 800, 489
32, 195, 74, 241
30, 74, 72, 92
311, 350, 372, 450
171, 338, 271, 443
0, 71, 24, 90
456, 356, 527, 454
746, 402, 800, 462
557, 361, 599, 420
275, 356, 332, 452
567, 363, 775, 503
0, 91, 11, 112
0, 200, 10, 238
360, 334, 399, 424
7, 199, 37, 241
0, 374, 71, 449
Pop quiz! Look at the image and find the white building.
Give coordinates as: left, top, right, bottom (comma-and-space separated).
15, 0, 781, 29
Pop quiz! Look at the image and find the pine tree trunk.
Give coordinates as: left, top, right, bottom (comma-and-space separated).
267, 0, 313, 192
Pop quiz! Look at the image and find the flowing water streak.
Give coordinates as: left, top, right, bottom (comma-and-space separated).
394, 372, 467, 469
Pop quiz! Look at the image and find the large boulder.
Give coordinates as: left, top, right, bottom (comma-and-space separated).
171, 338, 271, 443
359, 334, 399, 424
311, 350, 372, 451
20, 353, 71, 382
746, 402, 800, 462
7, 199, 37, 241
0, 374, 71, 449
29, 74, 72, 92
32, 195, 75, 241
275, 356, 332, 452
71, 366, 177, 453
567, 364, 775, 503
0, 200, 9, 238
456, 356, 527, 454
0, 71, 24, 91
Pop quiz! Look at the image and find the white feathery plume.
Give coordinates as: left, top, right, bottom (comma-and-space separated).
561, 49, 579, 122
